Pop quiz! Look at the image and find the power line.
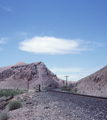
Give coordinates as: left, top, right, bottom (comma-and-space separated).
88, 59, 107, 69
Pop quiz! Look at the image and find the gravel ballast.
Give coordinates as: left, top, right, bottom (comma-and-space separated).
8, 91, 107, 120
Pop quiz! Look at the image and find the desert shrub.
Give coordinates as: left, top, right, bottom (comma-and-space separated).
43, 87, 46, 90
23, 96, 28, 101
0, 112, 9, 120
70, 89, 76, 93
61, 86, 79, 93
0, 96, 6, 102
83, 91, 85, 94
61, 86, 71, 91
18, 99, 23, 102
74, 88, 78, 92
8, 100, 22, 110
35, 88, 39, 91
70, 88, 78, 93
0, 89, 26, 97
61, 86, 67, 91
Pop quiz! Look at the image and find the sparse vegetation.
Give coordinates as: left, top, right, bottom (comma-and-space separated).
35, 88, 39, 92
0, 89, 27, 97
60, 86, 79, 93
0, 112, 9, 120
0, 96, 6, 102
8, 100, 22, 110
61, 86, 71, 91
70, 88, 78, 93
83, 91, 85, 94
23, 96, 28, 101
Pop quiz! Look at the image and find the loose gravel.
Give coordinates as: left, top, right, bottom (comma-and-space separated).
8, 91, 107, 120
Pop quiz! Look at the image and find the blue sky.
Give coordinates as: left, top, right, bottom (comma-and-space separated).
0, 0, 107, 81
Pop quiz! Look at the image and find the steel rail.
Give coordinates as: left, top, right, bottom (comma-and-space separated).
50, 89, 107, 100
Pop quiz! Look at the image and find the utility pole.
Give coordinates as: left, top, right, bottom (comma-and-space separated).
64, 76, 69, 88
42, 81, 43, 89
28, 80, 30, 92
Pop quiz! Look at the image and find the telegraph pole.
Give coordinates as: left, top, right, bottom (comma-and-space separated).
64, 76, 69, 88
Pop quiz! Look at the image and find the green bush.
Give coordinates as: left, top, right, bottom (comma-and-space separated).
18, 99, 23, 102
60, 86, 78, 93
8, 100, 22, 110
0, 112, 9, 120
74, 88, 78, 92
70, 88, 78, 93
0, 89, 27, 97
61, 86, 71, 91
61, 86, 67, 91
0, 96, 6, 102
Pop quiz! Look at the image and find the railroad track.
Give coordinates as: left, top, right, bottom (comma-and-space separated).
50, 89, 107, 100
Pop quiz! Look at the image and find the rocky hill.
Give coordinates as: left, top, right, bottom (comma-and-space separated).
74, 65, 107, 97
0, 62, 62, 90
0, 61, 26, 73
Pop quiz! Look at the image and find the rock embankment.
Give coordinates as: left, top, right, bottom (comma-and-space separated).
3, 91, 107, 120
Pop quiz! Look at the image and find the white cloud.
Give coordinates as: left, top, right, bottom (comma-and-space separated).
0, 38, 8, 51
0, 38, 8, 44
0, 5, 13, 12
4, 8, 13, 12
21, 32, 27, 36
51, 67, 83, 73
19, 36, 101, 54
50, 66, 103, 81
16, 32, 27, 37
92, 42, 103, 46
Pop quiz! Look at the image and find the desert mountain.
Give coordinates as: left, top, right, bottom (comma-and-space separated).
0, 62, 62, 90
74, 65, 107, 97
14, 61, 27, 66
0, 61, 26, 73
